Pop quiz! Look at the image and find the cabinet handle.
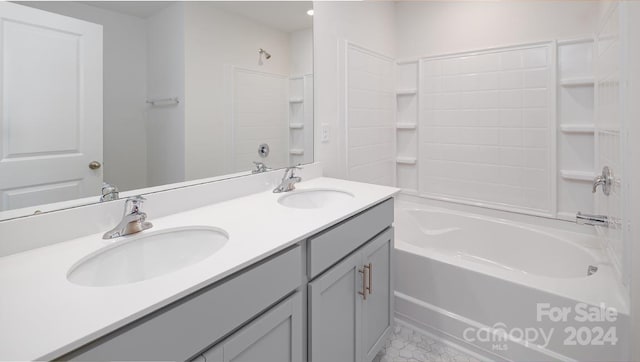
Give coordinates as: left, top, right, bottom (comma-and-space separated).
358, 267, 367, 300
365, 263, 372, 295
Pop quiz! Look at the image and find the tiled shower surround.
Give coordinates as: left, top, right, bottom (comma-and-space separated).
419, 44, 555, 215
346, 43, 396, 186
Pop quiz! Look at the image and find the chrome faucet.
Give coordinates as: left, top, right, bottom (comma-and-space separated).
100, 182, 119, 202
576, 212, 609, 227
103, 196, 153, 239
273, 166, 302, 193
252, 161, 271, 174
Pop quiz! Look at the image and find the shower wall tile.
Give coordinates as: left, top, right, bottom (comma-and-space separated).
418, 43, 554, 215
232, 69, 288, 173
346, 44, 395, 186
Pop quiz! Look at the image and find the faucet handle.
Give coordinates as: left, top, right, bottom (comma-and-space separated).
252, 161, 271, 173
100, 182, 119, 202
286, 164, 303, 176
124, 195, 147, 214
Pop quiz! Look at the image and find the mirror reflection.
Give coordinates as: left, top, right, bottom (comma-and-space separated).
1, 1, 313, 217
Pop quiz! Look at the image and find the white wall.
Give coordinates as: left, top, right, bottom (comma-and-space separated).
395, 1, 598, 59
18, 1, 148, 192
618, 1, 640, 359
183, 3, 291, 180
313, 1, 396, 179
594, 1, 625, 285
146, 3, 186, 187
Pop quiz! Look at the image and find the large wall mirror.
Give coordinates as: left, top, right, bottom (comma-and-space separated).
0, 1, 314, 220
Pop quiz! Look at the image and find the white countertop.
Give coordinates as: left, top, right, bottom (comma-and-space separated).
0, 177, 399, 360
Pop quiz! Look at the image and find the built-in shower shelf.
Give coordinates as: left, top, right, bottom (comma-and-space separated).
396, 123, 417, 130
560, 77, 595, 87
289, 123, 304, 129
289, 98, 304, 103
289, 149, 304, 155
396, 89, 417, 96
559, 124, 595, 134
560, 170, 595, 182
396, 157, 417, 165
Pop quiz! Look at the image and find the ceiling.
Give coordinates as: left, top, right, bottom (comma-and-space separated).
80, 1, 174, 18
210, 2, 313, 33
80, 1, 313, 32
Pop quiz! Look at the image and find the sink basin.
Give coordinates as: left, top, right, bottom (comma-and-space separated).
68, 226, 228, 287
277, 189, 355, 209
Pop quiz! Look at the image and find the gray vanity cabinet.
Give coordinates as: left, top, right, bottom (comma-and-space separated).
199, 292, 303, 362
308, 203, 394, 362
61, 198, 394, 362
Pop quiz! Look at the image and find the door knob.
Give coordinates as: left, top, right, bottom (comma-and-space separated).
89, 161, 102, 170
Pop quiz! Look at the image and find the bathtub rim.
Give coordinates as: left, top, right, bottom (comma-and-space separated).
397, 193, 598, 237
398, 204, 605, 256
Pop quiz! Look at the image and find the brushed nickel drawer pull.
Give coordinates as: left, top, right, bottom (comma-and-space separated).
358, 267, 367, 300
365, 263, 372, 294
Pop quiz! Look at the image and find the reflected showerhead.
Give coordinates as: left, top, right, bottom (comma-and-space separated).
259, 48, 271, 60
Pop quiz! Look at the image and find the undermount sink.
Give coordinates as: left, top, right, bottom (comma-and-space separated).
67, 226, 228, 287
277, 188, 355, 209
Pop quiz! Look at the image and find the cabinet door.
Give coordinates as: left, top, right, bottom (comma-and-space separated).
361, 228, 394, 362
203, 292, 303, 362
308, 252, 364, 362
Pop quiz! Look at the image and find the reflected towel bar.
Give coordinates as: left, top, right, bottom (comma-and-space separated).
146, 97, 180, 106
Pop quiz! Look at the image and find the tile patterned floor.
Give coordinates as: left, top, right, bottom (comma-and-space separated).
373, 323, 483, 362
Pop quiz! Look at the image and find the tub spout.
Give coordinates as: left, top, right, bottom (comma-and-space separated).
576, 212, 608, 227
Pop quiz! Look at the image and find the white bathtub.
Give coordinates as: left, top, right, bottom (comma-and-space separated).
394, 198, 629, 362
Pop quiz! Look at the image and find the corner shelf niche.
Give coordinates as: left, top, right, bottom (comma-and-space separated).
560, 170, 594, 182
560, 77, 595, 87
288, 75, 313, 166
396, 89, 417, 96
556, 38, 596, 218
396, 123, 417, 130
396, 157, 417, 165
559, 124, 595, 134
289, 149, 304, 156
395, 60, 419, 193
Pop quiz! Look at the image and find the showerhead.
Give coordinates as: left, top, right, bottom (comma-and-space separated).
258, 48, 272, 60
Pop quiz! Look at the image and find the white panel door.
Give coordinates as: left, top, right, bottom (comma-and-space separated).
0, 2, 102, 211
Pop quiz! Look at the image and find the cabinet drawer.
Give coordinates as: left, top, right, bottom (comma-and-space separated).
67, 245, 303, 361
307, 198, 393, 279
